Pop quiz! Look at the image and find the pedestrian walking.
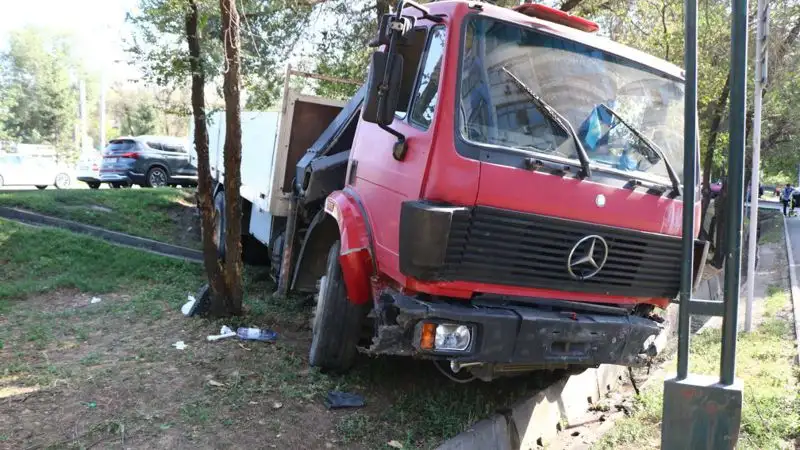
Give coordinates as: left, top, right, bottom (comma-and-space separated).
781, 183, 794, 216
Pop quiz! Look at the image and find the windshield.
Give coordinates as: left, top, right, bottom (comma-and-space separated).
459, 17, 685, 183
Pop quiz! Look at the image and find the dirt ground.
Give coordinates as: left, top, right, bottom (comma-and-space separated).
0, 288, 555, 450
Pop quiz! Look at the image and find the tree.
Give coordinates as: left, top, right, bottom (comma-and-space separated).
128, 0, 316, 109
186, 0, 228, 315
217, 0, 245, 316
121, 101, 159, 135
0, 27, 81, 157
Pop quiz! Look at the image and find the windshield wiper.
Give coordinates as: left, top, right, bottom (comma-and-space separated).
598, 104, 682, 197
501, 67, 591, 179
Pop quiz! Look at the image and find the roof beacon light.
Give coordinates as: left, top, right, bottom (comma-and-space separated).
513, 3, 600, 33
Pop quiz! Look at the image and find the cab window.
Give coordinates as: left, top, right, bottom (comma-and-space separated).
409, 27, 446, 129
393, 28, 429, 119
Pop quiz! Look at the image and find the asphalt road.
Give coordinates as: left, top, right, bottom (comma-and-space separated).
786, 215, 800, 267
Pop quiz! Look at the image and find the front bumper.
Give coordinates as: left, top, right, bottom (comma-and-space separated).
367, 291, 665, 368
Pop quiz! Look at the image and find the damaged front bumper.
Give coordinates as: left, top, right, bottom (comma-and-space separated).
365, 290, 667, 369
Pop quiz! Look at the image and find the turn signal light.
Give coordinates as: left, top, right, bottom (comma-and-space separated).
420, 323, 436, 350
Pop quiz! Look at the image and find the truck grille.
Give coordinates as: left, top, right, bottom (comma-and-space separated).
439, 206, 683, 298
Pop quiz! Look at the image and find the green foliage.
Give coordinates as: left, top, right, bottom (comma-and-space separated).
127, 0, 315, 109
121, 101, 158, 135
310, 0, 378, 99
0, 27, 81, 156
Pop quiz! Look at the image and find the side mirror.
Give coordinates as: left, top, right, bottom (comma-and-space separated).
362, 51, 404, 126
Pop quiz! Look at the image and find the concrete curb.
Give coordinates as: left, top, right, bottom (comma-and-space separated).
782, 216, 800, 364
0, 206, 203, 263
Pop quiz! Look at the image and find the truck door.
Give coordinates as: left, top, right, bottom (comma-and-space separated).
348, 25, 447, 279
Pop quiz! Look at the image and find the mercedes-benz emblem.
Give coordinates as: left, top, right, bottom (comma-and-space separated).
567, 235, 609, 280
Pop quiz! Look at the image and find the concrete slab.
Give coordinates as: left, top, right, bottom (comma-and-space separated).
436, 415, 513, 450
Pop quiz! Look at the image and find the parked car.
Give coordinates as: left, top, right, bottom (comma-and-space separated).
100, 136, 197, 188
0, 154, 72, 189
76, 151, 103, 189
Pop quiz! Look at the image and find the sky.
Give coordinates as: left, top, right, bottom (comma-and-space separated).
0, 0, 140, 81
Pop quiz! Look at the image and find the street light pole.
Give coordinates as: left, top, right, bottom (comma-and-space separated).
99, 71, 106, 150
745, 0, 768, 333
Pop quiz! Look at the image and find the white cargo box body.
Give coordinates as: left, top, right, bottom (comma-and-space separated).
204, 111, 281, 213
189, 91, 346, 245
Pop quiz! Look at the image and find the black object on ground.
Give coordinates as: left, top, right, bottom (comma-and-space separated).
324, 391, 365, 409
188, 283, 211, 317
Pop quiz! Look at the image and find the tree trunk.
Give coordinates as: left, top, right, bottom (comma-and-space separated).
220, 0, 244, 316
701, 72, 730, 216
185, 0, 226, 309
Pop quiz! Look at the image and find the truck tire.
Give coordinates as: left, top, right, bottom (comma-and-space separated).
309, 241, 367, 372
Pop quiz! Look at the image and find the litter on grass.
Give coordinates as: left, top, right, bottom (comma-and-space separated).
236, 327, 278, 342
324, 391, 365, 409
90, 297, 102, 304
181, 295, 196, 316
172, 341, 187, 350
207, 325, 236, 341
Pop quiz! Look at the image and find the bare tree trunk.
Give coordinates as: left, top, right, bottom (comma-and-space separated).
220, 0, 244, 315
185, 0, 226, 309
701, 72, 730, 215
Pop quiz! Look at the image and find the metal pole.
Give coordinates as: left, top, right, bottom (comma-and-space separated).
720, 0, 749, 386
99, 72, 106, 150
676, 0, 698, 381
79, 80, 87, 151
745, 0, 767, 333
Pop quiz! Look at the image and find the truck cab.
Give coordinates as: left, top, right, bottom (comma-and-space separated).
210, 0, 705, 381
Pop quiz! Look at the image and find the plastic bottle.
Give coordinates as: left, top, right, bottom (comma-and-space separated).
236, 327, 278, 342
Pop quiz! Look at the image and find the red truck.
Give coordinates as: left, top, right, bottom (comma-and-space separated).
211, 0, 705, 381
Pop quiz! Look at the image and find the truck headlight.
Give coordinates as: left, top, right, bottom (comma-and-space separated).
435, 324, 471, 351
419, 322, 472, 352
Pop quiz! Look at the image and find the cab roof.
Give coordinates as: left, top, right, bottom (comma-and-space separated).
413, 1, 685, 81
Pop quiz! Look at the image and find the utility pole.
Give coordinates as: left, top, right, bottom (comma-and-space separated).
99, 72, 106, 150
745, 0, 768, 333
79, 79, 87, 152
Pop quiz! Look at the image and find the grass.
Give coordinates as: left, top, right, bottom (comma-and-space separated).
0, 219, 551, 449
759, 209, 785, 244
595, 285, 800, 449
0, 188, 200, 248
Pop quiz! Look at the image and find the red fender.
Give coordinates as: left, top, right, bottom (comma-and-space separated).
324, 190, 374, 305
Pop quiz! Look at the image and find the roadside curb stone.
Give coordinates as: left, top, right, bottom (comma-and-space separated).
0, 206, 203, 262
782, 216, 800, 364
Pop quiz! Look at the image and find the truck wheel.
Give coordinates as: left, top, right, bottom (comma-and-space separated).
213, 190, 226, 259
87, 182, 100, 189
36, 185, 47, 190
309, 241, 367, 372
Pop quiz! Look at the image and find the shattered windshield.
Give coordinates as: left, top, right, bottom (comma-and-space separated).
459, 16, 685, 183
